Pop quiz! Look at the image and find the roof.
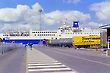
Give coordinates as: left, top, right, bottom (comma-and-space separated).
100, 24, 110, 29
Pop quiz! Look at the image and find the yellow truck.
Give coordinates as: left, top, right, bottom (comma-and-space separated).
73, 36, 100, 48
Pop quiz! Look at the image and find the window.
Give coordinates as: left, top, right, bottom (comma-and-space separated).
32, 32, 35, 33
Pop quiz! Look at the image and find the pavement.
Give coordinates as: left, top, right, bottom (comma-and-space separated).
0, 45, 26, 73
26, 47, 78, 73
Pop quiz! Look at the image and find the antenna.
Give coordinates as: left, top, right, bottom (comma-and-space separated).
64, 18, 67, 25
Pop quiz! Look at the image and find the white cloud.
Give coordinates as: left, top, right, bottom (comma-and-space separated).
0, 3, 43, 31
63, 0, 80, 4
90, 1, 110, 20
88, 22, 100, 28
45, 10, 91, 27
0, 2, 100, 32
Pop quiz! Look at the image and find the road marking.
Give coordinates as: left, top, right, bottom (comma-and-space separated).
28, 64, 66, 68
28, 62, 62, 66
26, 48, 78, 73
28, 63, 72, 72
28, 67, 72, 71
27, 62, 77, 73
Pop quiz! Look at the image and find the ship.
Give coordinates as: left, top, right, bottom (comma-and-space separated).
0, 21, 100, 45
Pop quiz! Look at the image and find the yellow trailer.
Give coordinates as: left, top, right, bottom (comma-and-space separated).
73, 36, 100, 48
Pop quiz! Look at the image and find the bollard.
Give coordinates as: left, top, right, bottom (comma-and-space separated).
106, 49, 110, 56
1, 42, 4, 55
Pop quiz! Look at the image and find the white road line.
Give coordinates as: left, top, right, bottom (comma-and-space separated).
28, 67, 72, 72
49, 71, 77, 73
28, 62, 62, 66
28, 65, 66, 68
26, 48, 78, 73
28, 60, 58, 63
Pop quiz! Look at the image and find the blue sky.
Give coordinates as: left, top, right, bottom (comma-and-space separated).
0, 0, 103, 12
0, 0, 110, 31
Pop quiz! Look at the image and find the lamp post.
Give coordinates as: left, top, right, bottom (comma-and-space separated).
39, 9, 43, 31
39, 9, 43, 44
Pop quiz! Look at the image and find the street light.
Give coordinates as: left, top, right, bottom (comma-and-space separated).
39, 9, 43, 44
39, 9, 43, 31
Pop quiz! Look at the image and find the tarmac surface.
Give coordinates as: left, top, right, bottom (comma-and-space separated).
34, 45, 110, 73
26, 47, 77, 73
0, 44, 26, 73
0, 44, 110, 73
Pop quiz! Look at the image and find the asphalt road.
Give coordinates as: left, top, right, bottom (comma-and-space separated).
0, 45, 26, 73
34, 45, 110, 73
0, 44, 110, 73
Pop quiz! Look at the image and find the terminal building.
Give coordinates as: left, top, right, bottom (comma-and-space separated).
100, 24, 110, 56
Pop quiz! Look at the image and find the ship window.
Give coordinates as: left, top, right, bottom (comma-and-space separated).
32, 32, 35, 33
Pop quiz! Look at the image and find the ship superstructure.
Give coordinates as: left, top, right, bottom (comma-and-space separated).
1, 21, 100, 44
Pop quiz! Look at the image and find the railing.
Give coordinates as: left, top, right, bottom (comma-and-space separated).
0, 42, 20, 55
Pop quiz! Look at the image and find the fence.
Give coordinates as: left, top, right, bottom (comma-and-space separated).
0, 42, 20, 55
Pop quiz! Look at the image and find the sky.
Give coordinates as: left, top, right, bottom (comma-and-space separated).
0, 0, 110, 32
